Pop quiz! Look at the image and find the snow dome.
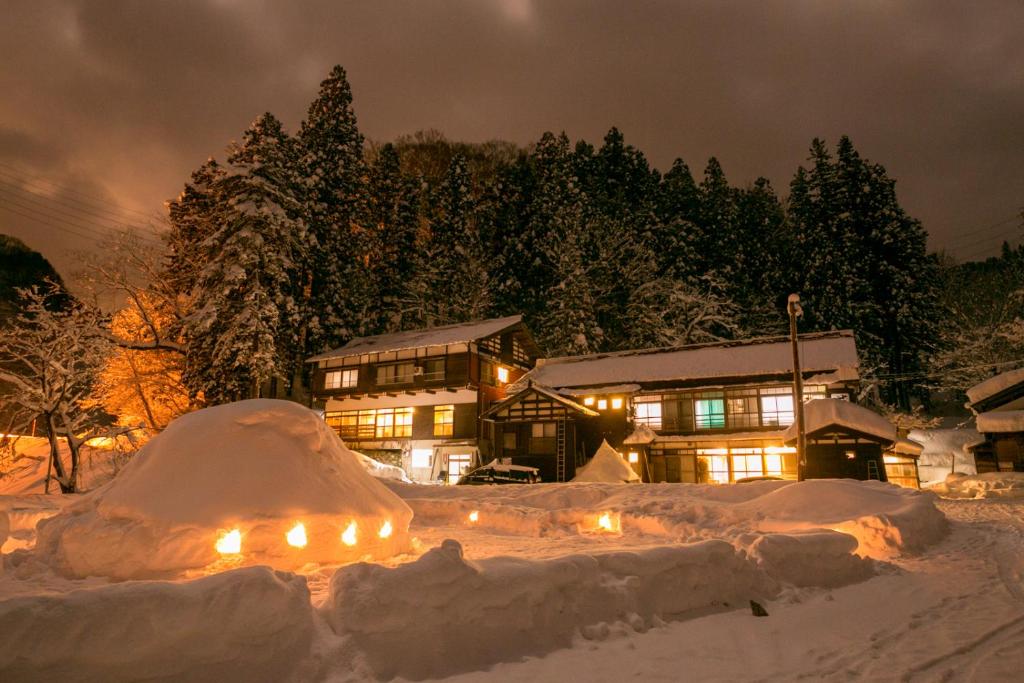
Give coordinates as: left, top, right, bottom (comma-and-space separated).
34, 400, 413, 579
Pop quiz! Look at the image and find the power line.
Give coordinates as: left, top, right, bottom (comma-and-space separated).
0, 204, 120, 246
0, 191, 165, 247
943, 214, 1021, 248
0, 172, 160, 227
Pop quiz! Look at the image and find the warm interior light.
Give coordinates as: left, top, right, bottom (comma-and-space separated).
583, 397, 595, 406
378, 520, 393, 539
628, 451, 639, 464
468, 510, 479, 523
496, 367, 509, 383
215, 529, 242, 555
286, 522, 307, 548
611, 397, 623, 410
846, 451, 857, 460
597, 513, 613, 531
597, 399, 608, 410
341, 521, 358, 546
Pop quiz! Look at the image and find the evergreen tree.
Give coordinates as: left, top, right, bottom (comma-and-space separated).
166, 158, 225, 296
366, 143, 421, 332
299, 65, 373, 352
696, 157, 739, 278
654, 159, 701, 278
184, 113, 306, 403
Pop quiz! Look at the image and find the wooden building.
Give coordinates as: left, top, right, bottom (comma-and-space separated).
885, 438, 923, 489
965, 368, 1024, 472
486, 331, 862, 483
782, 398, 896, 482
307, 316, 541, 483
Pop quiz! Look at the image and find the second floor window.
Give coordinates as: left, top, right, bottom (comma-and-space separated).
422, 358, 445, 381
760, 388, 795, 426
694, 394, 726, 429
634, 400, 662, 429
377, 362, 415, 385
325, 368, 358, 389
434, 405, 454, 437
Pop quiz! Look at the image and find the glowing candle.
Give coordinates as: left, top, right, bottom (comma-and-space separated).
468, 510, 479, 523
286, 522, 307, 548
216, 529, 242, 554
597, 513, 613, 531
378, 520, 393, 539
341, 521, 358, 546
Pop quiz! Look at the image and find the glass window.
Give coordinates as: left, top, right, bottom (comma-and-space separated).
434, 405, 454, 437
372, 407, 413, 439
411, 448, 432, 469
694, 394, 725, 429
529, 422, 557, 454
802, 385, 828, 402
611, 397, 623, 410
597, 399, 608, 410
583, 396, 595, 406
422, 358, 445, 381
731, 448, 765, 481
377, 363, 415, 385
760, 388, 795, 427
697, 450, 730, 484
496, 366, 509, 383
325, 368, 358, 390
634, 400, 663, 430
726, 390, 760, 429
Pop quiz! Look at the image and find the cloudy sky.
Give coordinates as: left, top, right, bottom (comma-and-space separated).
2, 0, 1022, 277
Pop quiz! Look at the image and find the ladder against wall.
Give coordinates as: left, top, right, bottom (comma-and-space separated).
866, 459, 880, 480
556, 419, 567, 482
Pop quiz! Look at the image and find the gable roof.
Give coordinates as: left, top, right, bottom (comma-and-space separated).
516, 331, 858, 390
307, 315, 527, 362
481, 384, 600, 420
966, 367, 1024, 409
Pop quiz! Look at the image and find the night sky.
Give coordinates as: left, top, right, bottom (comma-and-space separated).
2, 0, 1022, 277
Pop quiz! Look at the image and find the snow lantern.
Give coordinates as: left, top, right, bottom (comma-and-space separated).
34, 400, 413, 579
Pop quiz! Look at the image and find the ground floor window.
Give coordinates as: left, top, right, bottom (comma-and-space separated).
325, 407, 413, 440
650, 445, 797, 483
883, 455, 920, 489
447, 453, 473, 485
729, 448, 765, 480
697, 450, 731, 484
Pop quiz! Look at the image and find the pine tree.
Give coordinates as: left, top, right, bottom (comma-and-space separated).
366, 143, 421, 332
166, 158, 225, 296
654, 159, 701, 279
299, 65, 373, 352
184, 113, 307, 403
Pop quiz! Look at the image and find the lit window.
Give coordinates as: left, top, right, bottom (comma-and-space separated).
730, 448, 765, 481
597, 399, 608, 410
697, 450, 730, 484
694, 396, 725, 429
627, 451, 639, 464
611, 397, 623, 410
373, 407, 413, 439
583, 397, 596, 406
760, 388, 794, 426
845, 450, 856, 460
496, 366, 509, 383
325, 369, 358, 390
634, 400, 662, 430
434, 405, 454, 437
411, 448, 432, 469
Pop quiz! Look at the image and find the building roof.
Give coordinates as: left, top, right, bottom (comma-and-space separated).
783, 398, 896, 445
481, 383, 600, 420
966, 367, 1024, 408
891, 437, 924, 457
517, 331, 858, 390
976, 410, 1024, 434
307, 315, 526, 362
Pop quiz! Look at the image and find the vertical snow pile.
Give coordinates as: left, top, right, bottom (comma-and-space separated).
572, 439, 641, 483
34, 399, 413, 579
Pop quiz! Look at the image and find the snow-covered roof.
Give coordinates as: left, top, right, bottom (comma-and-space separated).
308, 315, 526, 362
966, 368, 1024, 408
975, 410, 1024, 434
519, 331, 858, 390
481, 383, 600, 419
891, 438, 924, 457
653, 429, 787, 444
480, 460, 540, 473
558, 384, 642, 397
783, 399, 896, 444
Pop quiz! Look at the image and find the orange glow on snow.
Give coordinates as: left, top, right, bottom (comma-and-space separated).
215, 529, 242, 554
378, 520, 393, 539
341, 521, 358, 546
286, 522, 307, 548
591, 512, 621, 533
468, 510, 479, 523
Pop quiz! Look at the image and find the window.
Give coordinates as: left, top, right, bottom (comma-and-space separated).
634, 399, 663, 430
694, 393, 725, 429
411, 448, 432, 469
726, 390, 760, 429
434, 405, 454, 437
376, 363, 415, 385
760, 388, 794, 426
529, 422, 557, 454
496, 366, 509, 383
325, 368, 358, 389
328, 408, 412, 440
375, 407, 413, 438
611, 397, 623, 410
697, 450, 730, 484
731, 448, 765, 481
802, 385, 827, 402
503, 431, 517, 450
422, 358, 445, 381
597, 399, 608, 410
627, 451, 639, 464
583, 397, 596, 406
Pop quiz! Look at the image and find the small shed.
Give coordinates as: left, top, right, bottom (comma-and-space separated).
885, 438, 923, 489
783, 399, 896, 481
965, 368, 1024, 473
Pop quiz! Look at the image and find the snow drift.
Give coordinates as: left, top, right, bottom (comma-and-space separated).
930, 472, 1024, 499
33, 400, 413, 579
572, 439, 640, 482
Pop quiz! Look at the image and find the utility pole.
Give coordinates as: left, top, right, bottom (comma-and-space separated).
788, 294, 806, 481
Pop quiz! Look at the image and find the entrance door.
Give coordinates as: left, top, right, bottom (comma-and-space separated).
447, 454, 473, 485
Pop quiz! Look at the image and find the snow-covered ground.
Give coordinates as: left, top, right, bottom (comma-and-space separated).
1, 401, 1022, 682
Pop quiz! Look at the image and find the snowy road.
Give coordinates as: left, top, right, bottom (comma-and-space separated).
440, 498, 1024, 683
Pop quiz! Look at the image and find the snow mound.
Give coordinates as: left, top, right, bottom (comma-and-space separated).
572, 440, 640, 483
353, 450, 411, 482
322, 538, 770, 680
33, 400, 413, 579
909, 427, 982, 484
930, 472, 1024, 499
0, 566, 314, 683
747, 530, 873, 587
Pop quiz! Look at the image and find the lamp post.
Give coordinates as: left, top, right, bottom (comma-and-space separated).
788, 294, 806, 481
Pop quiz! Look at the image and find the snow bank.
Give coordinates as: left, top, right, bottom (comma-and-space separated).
909, 427, 982, 484
0, 496, 67, 552
572, 440, 640, 483
322, 538, 771, 680
975, 410, 1024, 433
930, 472, 1024, 499
747, 530, 873, 587
354, 450, 411, 482
0, 437, 120, 495
783, 398, 895, 443
34, 400, 413, 579
0, 566, 315, 683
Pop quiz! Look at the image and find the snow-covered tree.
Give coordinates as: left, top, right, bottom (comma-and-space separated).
0, 285, 113, 493
184, 113, 307, 403
299, 65, 374, 351
624, 275, 742, 348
